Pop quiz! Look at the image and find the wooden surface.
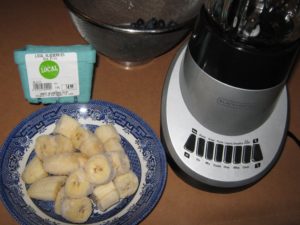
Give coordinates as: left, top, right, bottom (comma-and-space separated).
0, 1, 300, 224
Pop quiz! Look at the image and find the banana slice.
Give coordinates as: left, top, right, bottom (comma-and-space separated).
93, 181, 120, 211
104, 138, 124, 153
95, 124, 121, 143
76, 153, 89, 168
54, 134, 75, 153
61, 197, 92, 223
22, 156, 48, 184
79, 134, 105, 157
70, 126, 91, 149
107, 151, 130, 176
114, 171, 139, 198
43, 152, 82, 175
34, 135, 57, 160
54, 187, 65, 215
84, 154, 115, 185
53, 114, 80, 139
27, 176, 67, 201
65, 169, 93, 199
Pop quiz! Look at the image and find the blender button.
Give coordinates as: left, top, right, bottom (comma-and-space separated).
234, 146, 242, 164
184, 134, 196, 153
206, 141, 214, 160
215, 144, 224, 162
196, 137, 205, 157
224, 146, 233, 163
243, 145, 252, 163
253, 144, 263, 161
184, 152, 190, 158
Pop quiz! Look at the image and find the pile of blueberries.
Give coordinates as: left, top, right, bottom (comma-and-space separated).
130, 17, 178, 30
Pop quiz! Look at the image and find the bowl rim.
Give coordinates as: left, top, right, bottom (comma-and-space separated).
63, 0, 198, 34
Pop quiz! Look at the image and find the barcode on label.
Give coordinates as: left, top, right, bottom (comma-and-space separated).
33, 82, 52, 91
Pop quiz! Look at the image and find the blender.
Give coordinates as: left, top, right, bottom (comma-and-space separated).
161, 0, 300, 190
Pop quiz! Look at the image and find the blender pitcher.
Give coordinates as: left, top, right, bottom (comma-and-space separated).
180, 0, 300, 135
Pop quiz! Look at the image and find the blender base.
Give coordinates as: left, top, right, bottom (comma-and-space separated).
161, 45, 288, 190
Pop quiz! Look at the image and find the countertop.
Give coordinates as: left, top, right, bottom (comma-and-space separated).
0, 1, 300, 225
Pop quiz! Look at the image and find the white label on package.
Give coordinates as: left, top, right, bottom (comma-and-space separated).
25, 52, 79, 98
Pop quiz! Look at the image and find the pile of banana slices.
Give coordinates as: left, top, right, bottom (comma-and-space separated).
22, 114, 139, 223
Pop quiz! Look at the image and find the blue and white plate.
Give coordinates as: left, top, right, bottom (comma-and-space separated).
0, 100, 167, 225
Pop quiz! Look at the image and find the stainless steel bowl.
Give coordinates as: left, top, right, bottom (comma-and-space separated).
63, 0, 202, 65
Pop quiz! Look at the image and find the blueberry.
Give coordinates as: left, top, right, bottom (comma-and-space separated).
130, 18, 176, 30
167, 20, 178, 28
136, 18, 145, 26
158, 19, 166, 28
130, 18, 145, 29
130, 22, 138, 29
146, 17, 158, 29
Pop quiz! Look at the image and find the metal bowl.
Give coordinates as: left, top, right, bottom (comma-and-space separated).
63, 0, 202, 65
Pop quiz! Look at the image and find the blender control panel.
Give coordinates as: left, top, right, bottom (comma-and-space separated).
183, 128, 263, 169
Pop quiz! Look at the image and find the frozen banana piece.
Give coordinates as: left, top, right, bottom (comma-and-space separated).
104, 138, 124, 153
95, 124, 121, 143
35, 134, 75, 160
61, 197, 92, 223
53, 114, 80, 139
27, 176, 67, 201
76, 153, 89, 168
22, 156, 48, 184
114, 171, 139, 198
65, 169, 93, 199
107, 151, 130, 176
84, 154, 115, 185
25, 114, 141, 220
34, 135, 57, 160
54, 187, 65, 215
54, 134, 75, 153
79, 134, 105, 157
70, 126, 91, 149
93, 181, 120, 211
43, 152, 82, 175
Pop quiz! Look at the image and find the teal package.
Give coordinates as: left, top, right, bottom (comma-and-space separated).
14, 45, 96, 104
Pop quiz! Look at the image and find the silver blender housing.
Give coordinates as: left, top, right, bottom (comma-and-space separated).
181, 48, 286, 135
